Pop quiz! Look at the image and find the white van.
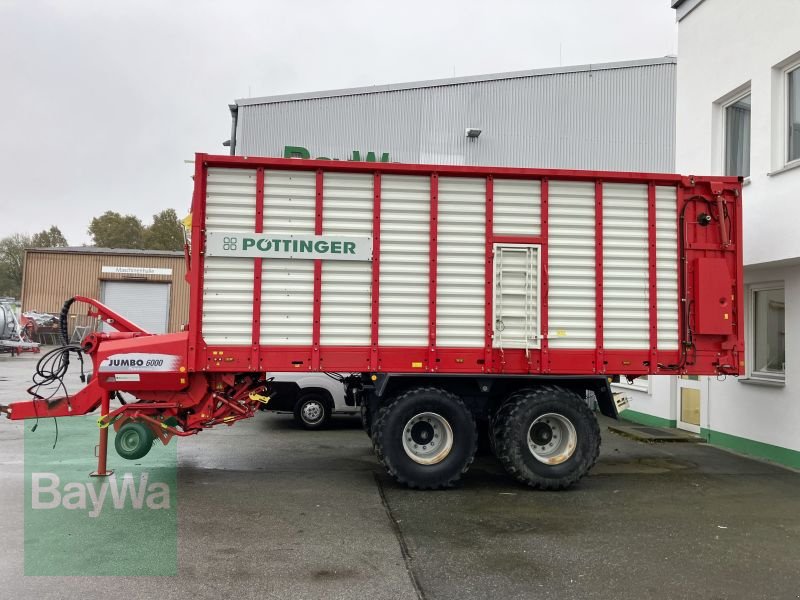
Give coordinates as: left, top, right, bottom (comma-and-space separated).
263, 373, 357, 429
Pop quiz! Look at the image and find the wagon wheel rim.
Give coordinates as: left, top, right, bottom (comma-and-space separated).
402, 412, 453, 465
527, 412, 577, 465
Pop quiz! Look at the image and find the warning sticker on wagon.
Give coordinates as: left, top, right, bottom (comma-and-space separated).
98, 353, 182, 372
206, 232, 372, 261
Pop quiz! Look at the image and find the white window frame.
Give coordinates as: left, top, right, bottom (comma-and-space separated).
720, 89, 752, 180
784, 63, 800, 168
612, 375, 651, 394
770, 51, 800, 175
746, 282, 786, 383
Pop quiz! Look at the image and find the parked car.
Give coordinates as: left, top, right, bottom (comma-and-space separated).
263, 373, 357, 429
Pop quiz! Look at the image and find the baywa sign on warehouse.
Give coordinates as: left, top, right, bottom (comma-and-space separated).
283, 145, 390, 162
206, 232, 373, 261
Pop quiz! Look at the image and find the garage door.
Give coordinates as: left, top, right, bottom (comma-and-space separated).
102, 281, 171, 334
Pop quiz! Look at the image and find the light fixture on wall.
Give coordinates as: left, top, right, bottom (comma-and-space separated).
465, 128, 482, 139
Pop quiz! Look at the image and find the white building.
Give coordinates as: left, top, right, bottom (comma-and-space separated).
620, 0, 800, 468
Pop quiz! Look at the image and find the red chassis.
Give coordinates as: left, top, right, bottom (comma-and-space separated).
0, 296, 269, 476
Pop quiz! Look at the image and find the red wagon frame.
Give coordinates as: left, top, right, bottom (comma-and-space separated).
187, 154, 744, 378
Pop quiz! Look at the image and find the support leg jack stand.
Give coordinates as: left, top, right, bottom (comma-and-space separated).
91, 391, 113, 478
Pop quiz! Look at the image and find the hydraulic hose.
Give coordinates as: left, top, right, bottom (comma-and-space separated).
59, 297, 76, 347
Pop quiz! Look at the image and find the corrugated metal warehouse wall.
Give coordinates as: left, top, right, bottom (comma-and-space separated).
234, 57, 676, 172
22, 249, 189, 335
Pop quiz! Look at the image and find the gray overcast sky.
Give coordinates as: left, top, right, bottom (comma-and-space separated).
0, 0, 676, 244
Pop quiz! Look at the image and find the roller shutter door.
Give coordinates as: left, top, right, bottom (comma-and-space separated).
101, 281, 171, 334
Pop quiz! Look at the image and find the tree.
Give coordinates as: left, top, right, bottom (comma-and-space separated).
0, 225, 70, 298
144, 209, 184, 251
88, 212, 145, 249
0, 234, 31, 298
31, 225, 68, 248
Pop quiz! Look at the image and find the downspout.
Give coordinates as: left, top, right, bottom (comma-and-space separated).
228, 103, 238, 156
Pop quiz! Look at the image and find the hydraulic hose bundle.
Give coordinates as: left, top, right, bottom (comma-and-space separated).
23, 298, 87, 444
28, 297, 86, 405
59, 296, 77, 347
27, 344, 86, 402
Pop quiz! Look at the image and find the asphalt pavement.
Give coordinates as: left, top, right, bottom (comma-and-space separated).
1, 352, 799, 599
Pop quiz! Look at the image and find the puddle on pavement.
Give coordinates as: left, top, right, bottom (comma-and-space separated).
312, 568, 360, 581
592, 456, 696, 475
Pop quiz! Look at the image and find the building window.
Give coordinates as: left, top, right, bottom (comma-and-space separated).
750, 285, 785, 381
610, 374, 649, 393
788, 66, 800, 164
724, 94, 751, 178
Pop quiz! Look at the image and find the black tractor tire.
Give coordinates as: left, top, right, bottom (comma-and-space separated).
488, 388, 536, 457
293, 393, 332, 430
493, 386, 600, 490
372, 387, 478, 490
475, 418, 493, 456
361, 404, 372, 436
115, 421, 155, 460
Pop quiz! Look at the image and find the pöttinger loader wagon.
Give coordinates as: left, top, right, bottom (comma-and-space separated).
1, 154, 744, 490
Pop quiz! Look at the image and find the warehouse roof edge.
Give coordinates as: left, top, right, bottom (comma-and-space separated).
236, 56, 677, 107
25, 246, 184, 257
